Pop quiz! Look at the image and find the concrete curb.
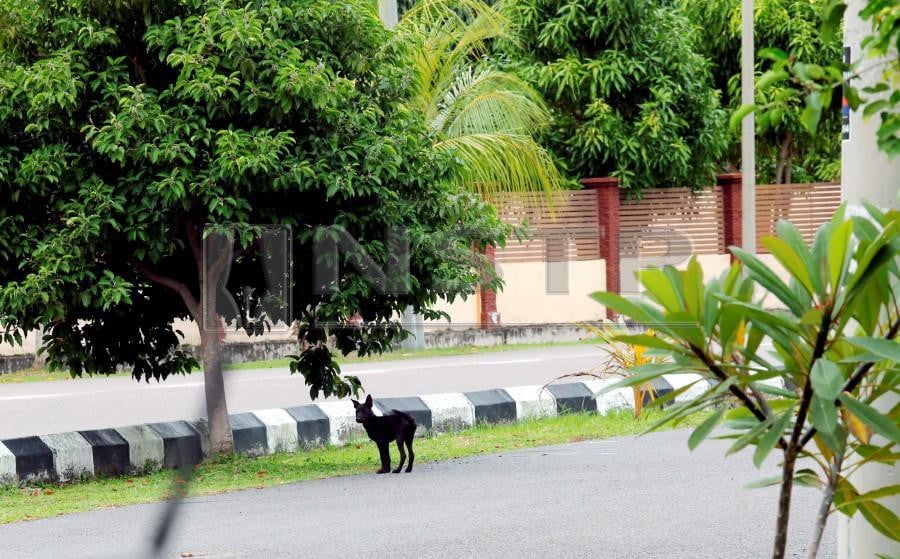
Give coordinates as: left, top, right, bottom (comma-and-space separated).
0, 374, 780, 485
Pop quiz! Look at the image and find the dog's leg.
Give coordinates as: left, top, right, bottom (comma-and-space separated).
404, 430, 415, 473
392, 436, 406, 473
376, 442, 390, 474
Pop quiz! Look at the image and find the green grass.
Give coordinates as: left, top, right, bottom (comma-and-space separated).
0, 410, 699, 524
0, 337, 601, 383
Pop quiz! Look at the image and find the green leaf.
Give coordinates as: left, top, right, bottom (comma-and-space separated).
730, 247, 805, 315
810, 394, 838, 436
821, 2, 847, 41
743, 475, 781, 489
846, 337, 900, 362
682, 256, 703, 319
589, 291, 661, 324
841, 484, 900, 508
638, 268, 684, 312
614, 334, 682, 353
858, 500, 900, 542
758, 47, 788, 62
800, 91, 823, 134
828, 219, 854, 292
688, 408, 725, 451
753, 409, 792, 468
811, 359, 844, 400
761, 236, 815, 297
835, 476, 860, 515
757, 69, 789, 90
838, 394, 900, 445
730, 103, 755, 130
596, 363, 682, 393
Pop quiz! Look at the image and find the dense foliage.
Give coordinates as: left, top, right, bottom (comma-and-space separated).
495, 0, 729, 192
681, 0, 842, 183
595, 203, 899, 557
0, 0, 504, 450
749, 0, 899, 160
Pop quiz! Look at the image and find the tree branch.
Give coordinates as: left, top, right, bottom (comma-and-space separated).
129, 257, 200, 320
799, 315, 900, 449
690, 343, 789, 451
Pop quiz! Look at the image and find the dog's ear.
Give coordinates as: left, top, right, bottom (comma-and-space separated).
351, 399, 359, 409
364, 394, 373, 408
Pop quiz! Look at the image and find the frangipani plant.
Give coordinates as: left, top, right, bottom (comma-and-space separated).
592, 203, 899, 559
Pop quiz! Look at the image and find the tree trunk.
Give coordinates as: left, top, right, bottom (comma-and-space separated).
773, 447, 798, 559
804, 453, 843, 559
200, 328, 233, 455
774, 132, 794, 184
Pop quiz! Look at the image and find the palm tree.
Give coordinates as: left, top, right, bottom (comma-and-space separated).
395, 0, 564, 199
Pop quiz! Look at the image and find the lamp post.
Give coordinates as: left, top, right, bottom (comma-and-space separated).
741, 0, 756, 253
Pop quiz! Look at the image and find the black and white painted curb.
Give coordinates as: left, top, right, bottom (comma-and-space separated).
0, 374, 784, 485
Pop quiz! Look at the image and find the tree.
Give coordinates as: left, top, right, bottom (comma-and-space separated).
751, 0, 899, 158
681, 0, 842, 184
494, 0, 729, 192
0, 0, 503, 454
395, 0, 564, 199
594, 204, 899, 558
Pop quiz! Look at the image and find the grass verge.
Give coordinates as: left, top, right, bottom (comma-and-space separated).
0, 337, 601, 383
0, 409, 700, 524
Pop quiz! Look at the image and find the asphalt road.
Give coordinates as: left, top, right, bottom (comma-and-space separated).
0, 345, 604, 438
0, 429, 836, 558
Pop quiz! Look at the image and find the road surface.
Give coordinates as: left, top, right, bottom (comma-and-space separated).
0, 345, 604, 438
0, 429, 836, 558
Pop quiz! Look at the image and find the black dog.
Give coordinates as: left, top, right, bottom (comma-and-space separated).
352, 395, 417, 474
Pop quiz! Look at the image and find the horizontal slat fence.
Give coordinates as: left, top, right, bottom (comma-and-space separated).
619, 187, 725, 258
755, 183, 842, 252
492, 180, 841, 266
494, 190, 600, 263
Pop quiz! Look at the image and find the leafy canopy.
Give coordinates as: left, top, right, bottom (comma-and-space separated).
748, 0, 900, 159
681, 0, 842, 183
0, 0, 503, 398
495, 0, 729, 191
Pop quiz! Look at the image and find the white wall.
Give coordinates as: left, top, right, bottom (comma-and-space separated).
494, 259, 607, 324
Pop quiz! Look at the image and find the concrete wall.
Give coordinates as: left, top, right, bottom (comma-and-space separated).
494, 259, 607, 325
0, 330, 39, 356
424, 296, 480, 331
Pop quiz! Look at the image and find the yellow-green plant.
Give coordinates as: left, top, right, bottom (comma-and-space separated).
578, 322, 666, 418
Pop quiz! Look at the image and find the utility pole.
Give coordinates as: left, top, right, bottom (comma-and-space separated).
741, 0, 756, 253
379, 0, 398, 29
839, 2, 900, 557
378, 0, 425, 349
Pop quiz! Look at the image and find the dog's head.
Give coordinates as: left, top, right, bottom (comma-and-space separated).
351, 394, 375, 423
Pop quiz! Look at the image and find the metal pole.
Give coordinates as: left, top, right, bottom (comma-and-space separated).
379, 0, 399, 29
741, 0, 756, 253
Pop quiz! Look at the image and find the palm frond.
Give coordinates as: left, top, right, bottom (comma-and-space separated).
435, 67, 550, 138
434, 132, 562, 200
398, 0, 564, 198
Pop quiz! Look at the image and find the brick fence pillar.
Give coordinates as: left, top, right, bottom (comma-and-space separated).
581, 177, 620, 319
479, 244, 499, 328
717, 173, 743, 261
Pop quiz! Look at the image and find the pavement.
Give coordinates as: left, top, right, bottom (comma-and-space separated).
0, 429, 836, 558
0, 345, 604, 438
